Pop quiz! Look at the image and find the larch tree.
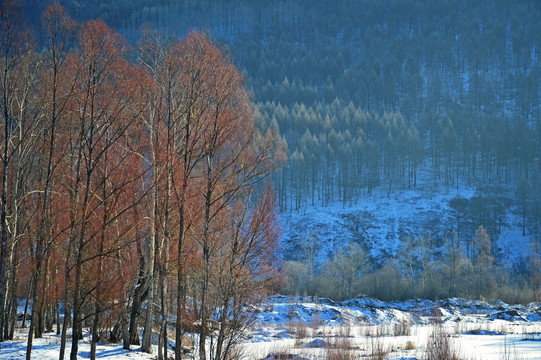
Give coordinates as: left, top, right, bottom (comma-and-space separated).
136, 28, 187, 357
135, 30, 213, 360
56, 20, 147, 360
170, 31, 215, 360
211, 185, 281, 359
190, 32, 285, 360
3, 18, 39, 344
0, 0, 43, 346
472, 225, 495, 297
25, 3, 77, 359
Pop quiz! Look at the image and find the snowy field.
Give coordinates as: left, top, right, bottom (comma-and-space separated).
243, 296, 541, 359
245, 324, 541, 360
0, 332, 152, 360
2, 296, 541, 359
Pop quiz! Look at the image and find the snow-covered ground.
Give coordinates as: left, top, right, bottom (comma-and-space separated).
0, 332, 153, 360
244, 295, 541, 359
280, 186, 473, 266
279, 182, 531, 268
244, 325, 541, 360
3, 296, 541, 359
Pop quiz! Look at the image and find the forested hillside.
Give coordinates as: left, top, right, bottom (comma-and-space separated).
19, 0, 540, 296
16, 0, 541, 286
26, 0, 540, 236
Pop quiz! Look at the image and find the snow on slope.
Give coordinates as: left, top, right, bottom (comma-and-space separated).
254, 295, 541, 327
279, 182, 530, 268
280, 185, 475, 265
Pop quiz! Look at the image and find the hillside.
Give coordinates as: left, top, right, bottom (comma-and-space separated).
29, 0, 540, 240
17, 0, 539, 299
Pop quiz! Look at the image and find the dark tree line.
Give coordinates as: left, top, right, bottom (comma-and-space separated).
23, 1, 539, 118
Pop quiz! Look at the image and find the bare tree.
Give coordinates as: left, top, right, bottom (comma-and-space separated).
442, 232, 467, 297
0, 0, 47, 348
190, 32, 285, 359
212, 185, 281, 359
22, 3, 77, 359
56, 20, 147, 360
321, 243, 366, 300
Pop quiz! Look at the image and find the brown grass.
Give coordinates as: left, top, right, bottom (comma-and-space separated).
325, 327, 359, 360
426, 323, 460, 360
404, 340, 416, 350
368, 326, 388, 360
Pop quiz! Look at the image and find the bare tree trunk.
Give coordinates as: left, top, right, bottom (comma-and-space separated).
121, 302, 130, 350
26, 251, 44, 360
142, 140, 158, 354
175, 199, 186, 360
159, 124, 173, 360
159, 219, 170, 360
3, 298, 8, 340
37, 249, 52, 338
4, 239, 18, 340
21, 277, 31, 328
0, 54, 12, 343
199, 155, 213, 360
58, 245, 73, 360
2, 209, 20, 340
175, 108, 194, 360
91, 159, 109, 360
161, 236, 170, 359
90, 309, 100, 360
141, 233, 156, 354
69, 264, 83, 359
55, 268, 60, 335
70, 168, 93, 360
129, 257, 148, 346
8, 250, 18, 340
